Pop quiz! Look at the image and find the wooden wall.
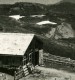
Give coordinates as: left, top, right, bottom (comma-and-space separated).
0, 55, 23, 68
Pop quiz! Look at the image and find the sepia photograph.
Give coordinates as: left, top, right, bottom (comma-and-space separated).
0, 0, 75, 80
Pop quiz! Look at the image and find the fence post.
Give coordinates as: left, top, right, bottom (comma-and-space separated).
14, 71, 16, 80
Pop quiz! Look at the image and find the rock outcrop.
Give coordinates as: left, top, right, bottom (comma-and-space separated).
46, 22, 75, 39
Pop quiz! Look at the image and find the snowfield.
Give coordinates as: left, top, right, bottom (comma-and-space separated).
36, 20, 57, 25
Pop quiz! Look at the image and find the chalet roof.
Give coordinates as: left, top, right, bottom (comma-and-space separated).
0, 33, 34, 56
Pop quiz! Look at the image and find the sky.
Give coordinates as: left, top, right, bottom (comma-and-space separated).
0, 0, 74, 4
0, 0, 62, 4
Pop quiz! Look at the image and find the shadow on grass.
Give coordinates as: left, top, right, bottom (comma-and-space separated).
0, 67, 15, 76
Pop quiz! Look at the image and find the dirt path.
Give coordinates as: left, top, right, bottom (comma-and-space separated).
35, 66, 75, 80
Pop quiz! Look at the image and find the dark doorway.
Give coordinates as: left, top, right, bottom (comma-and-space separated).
32, 51, 39, 66
34, 51, 39, 65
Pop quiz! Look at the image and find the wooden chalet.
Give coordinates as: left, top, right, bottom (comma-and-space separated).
0, 33, 43, 69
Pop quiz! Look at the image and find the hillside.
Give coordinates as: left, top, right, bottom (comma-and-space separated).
0, 2, 75, 59
0, 2, 46, 15
0, 2, 75, 16
44, 38, 75, 60
47, 2, 75, 15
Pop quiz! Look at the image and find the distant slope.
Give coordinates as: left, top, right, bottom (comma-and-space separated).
47, 2, 75, 15
0, 2, 75, 16
0, 15, 33, 33
44, 38, 75, 60
0, 2, 46, 15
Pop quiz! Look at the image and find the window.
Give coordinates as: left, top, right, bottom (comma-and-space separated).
29, 53, 32, 63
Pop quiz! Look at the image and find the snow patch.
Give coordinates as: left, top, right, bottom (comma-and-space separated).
30, 15, 45, 18
9, 15, 25, 20
36, 20, 57, 25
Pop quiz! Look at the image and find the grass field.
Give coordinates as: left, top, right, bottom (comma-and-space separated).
0, 72, 14, 80
19, 66, 75, 80
0, 66, 75, 80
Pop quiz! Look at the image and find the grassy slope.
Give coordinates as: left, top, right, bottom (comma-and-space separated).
43, 38, 75, 60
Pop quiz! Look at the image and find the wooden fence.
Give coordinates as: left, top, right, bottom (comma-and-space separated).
43, 54, 75, 71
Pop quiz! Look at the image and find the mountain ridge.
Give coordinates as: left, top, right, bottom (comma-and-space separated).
0, 2, 75, 15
